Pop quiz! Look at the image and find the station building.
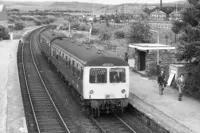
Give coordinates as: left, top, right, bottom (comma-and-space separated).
0, 4, 8, 29
128, 43, 176, 77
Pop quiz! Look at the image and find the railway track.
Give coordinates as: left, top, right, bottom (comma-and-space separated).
21, 27, 70, 133
90, 114, 136, 133
17, 26, 158, 133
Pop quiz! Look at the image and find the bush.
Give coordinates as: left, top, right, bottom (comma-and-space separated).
79, 24, 89, 31
0, 27, 10, 40
99, 30, 112, 41
72, 33, 84, 38
14, 21, 25, 30
71, 22, 80, 30
91, 28, 99, 35
34, 20, 42, 25
114, 30, 125, 39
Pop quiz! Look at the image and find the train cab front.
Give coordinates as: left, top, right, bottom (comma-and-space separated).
83, 64, 130, 115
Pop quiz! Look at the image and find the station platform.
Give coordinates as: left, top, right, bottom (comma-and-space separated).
0, 27, 40, 133
129, 71, 200, 133
0, 40, 27, 133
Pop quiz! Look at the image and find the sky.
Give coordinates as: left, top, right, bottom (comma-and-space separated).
2, 0, 185, 5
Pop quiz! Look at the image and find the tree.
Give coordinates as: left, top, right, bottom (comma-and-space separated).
0, 27, 10, 40
143, 7, 155, 15
99, 30, 111, 41
14, 21, 25, 31
164, 34, 169, 45
127, 22, 153, 43
173, 0, 200, 97
114, 30, 125, 39
34, 20, 42, 25
172, 20, 186, 44
114, 16, 120, 23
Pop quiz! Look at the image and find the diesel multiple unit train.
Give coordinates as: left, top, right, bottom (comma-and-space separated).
39, 27, 130, 117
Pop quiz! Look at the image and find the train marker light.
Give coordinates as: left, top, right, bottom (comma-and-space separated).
121, 89, 126, 93
89, 90, 94, 94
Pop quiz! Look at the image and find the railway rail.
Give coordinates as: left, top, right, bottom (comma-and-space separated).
90, 114, 136, 133
21, 27, 70, 133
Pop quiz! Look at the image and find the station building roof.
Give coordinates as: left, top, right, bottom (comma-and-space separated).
0, 4, 5, 12
129, 43, 176, 50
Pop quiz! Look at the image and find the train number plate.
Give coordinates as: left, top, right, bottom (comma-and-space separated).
105, 94, 110, 99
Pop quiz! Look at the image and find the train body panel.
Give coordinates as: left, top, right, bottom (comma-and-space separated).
50, 56, 83, 95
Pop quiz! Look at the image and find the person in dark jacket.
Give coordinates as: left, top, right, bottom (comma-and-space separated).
124, 53, 128, 62
176, 74, 186, 101
157, 70, 166, 95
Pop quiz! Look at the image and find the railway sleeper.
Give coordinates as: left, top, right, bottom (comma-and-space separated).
42, 131, 66, 133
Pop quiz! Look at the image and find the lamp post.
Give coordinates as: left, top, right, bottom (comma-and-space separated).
150, 30, 160, 74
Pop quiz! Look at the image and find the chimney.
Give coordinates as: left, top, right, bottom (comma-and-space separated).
160, 0, 162, 9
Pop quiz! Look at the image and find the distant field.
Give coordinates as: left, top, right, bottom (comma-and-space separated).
4, 1, 104, 12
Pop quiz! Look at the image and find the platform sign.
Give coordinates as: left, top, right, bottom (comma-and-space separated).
128, 58, 135, 69
167, 72, 175, 86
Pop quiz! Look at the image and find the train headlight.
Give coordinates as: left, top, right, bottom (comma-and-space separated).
121, 89, 126, 93
89, 90, 94, 94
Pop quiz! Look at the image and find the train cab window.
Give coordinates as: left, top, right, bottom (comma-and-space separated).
110, 68, 126, 83
90, 68, 107, 83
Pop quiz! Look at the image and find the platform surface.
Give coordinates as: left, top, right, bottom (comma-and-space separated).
129, 71, 200, 133
0, 26, 40, 133
0, 40, 28, 133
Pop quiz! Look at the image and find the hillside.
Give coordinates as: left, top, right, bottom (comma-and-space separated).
49, 2, 106, 12
2, 0, 187, 12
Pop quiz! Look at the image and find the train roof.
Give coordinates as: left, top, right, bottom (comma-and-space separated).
41, 29, 129, 66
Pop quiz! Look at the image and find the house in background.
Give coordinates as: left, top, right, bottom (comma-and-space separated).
150, 10, 167, 21
169, 10, 182, 21
0, 4, 8, 29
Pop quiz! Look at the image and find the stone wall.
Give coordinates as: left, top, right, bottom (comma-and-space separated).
146, 49, 176, 76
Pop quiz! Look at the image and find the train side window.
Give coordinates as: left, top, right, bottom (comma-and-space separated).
53, 49, 56, 56
72, 60, 75, 75
80, 67, 83, 80
76, 63, 80, 78
69, 59, 71, 69
65, 56, 68, 66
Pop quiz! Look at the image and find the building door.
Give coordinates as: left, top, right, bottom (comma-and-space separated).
140, 51, 146, 71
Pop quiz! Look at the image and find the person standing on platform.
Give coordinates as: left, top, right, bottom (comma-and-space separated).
176, 74, 186, 101
124, 53, 128, 62
157, 70, 166, 95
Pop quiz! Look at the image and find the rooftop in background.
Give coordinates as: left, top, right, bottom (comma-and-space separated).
129, 43, 176, 50
0, 4, 5, 12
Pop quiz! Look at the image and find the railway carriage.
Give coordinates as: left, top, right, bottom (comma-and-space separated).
39, 28, 130, 117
